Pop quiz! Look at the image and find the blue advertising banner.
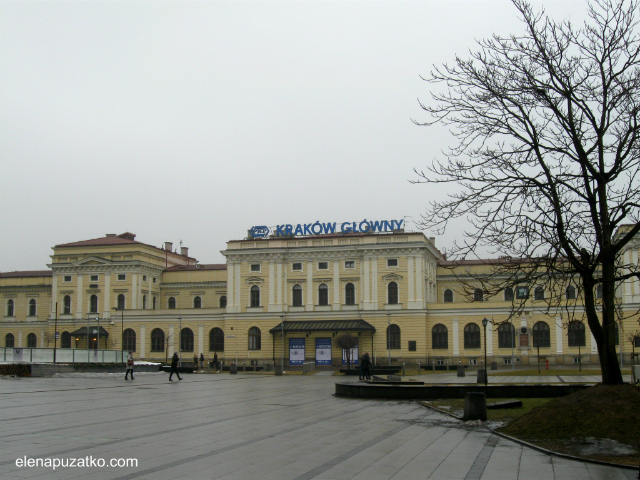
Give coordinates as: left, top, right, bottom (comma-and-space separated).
315, 338, 332, 366
289, 338, 305, 365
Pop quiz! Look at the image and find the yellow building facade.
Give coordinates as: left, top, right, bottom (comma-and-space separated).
1, 230, 639, 367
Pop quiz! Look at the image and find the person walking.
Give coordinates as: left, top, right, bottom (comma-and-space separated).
125, 351, 135, 380
169, 352, 182, 381
362, 352, 372, 380
199, 353, 205, 370
213, 352, 219, 372
193, 354, 199, 370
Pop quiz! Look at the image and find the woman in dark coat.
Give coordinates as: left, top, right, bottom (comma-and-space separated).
169, 352, 182, 381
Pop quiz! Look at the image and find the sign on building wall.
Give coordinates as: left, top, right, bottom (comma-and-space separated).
315, 338, 332, 366
289, 338, 305, 365
249, 219, 404, 239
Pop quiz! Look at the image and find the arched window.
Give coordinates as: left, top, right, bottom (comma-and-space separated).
168, 297, 176, 309
6, 299, 14, 316
532, 321, 551, 347
443, 289, 453, 303
568, 321, 585, 347
180, 328, 194, 352
152, 296, 157, 309
117, 294, 125, 310
28, 299, 37, 316
388, 281, 399, 305
318, 283, 328, 306
209, 327, 224, 352
473, 289, 484, 302
345, 283, 355, 305
151, 328, 165, 352
250, 286, 260, 307
27, 333, 37, 348
566, 285, 576, 300
387, 324, 401, 349
534, 286, 545, 300
63, 295, 72, 315
89, 295, 98, 313
248, 327, 261, 350
292, 284, 303, 306
464, 323, 481, 349
194, 296, 202, 309
504, 287, 514, 301
142, 295, 147, 310
432, 324, 448, 349
61, 331, 71, 348
5, 333, 14, 347
498, 323, 515, 348
123, 328, 136, 352
219, 296, 227, 308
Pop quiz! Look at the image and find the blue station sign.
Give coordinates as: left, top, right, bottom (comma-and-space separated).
249, 219, 404, 238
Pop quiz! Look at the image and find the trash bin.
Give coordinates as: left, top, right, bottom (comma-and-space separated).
230, 364, 237, 374
275, 365, 283, 376
463, 392, 487, 421
457, 365, 465, 377
490, 362, 497, 370
477, 369, 487, 384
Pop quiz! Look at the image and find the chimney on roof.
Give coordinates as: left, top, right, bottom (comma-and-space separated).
164, 241, 173, 251
181, 246, 189, 257
118, 232, 136, 241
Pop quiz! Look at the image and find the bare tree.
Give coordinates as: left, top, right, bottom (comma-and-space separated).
627, 330, 640, 361
43, 332, 55, 347
335, 333, 359, 371
414, 0, 640, 384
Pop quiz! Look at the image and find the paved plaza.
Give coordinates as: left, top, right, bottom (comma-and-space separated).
0, 370, 636, 480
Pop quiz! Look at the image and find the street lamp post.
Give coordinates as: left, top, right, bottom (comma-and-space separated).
482, 318, 488, 386
178, 315, 182, 367
280, 313, 285, 373
112, 307, 125, 363
386, 312, 391, 366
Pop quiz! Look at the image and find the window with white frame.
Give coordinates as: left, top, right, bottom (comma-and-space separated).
317, 262, 328, 270
387, 258, 398, 267
344, 261, 355, 269
292, 262, 302, 272
117, 274, 126, 281
250, 264, 261, 272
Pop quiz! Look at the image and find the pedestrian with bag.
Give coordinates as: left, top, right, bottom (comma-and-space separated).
125, 351, 135, 380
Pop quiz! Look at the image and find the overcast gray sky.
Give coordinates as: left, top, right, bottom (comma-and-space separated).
0, 0, 585, 271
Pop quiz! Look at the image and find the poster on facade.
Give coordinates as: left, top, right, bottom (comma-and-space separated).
342, 344, 359, 366
289, 338, 305, 365
315, 338, 332, 365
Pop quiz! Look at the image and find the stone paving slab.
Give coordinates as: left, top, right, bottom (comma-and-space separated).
0, 372, 636, 480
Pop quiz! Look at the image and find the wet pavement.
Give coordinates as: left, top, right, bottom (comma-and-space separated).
0, 371, 636, 479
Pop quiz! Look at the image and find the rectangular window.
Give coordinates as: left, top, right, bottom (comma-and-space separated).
143, 275, 148, 282
63, 275, 72, 283
317, 262, 328, 270
344, 261, 355, 269
90, 275, 99, 282
250, 264, 261, 272
516, 286, 529, 299
408, 340, 416, 351
387, 258, 398, 267
117, 274, 126, 281
503, 358, 512, 364
292, 263, 302, 271
153, 277, 157, 283
436, 359, 445, 366
469, 359, 478, 365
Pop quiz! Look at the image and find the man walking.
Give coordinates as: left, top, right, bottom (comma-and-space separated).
169, 352, 182, 381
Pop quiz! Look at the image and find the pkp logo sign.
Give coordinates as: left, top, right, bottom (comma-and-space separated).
250, 226, 270, 238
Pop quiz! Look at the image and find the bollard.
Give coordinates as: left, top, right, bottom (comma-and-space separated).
403, 363, 405, 376
463, 392, 487, 421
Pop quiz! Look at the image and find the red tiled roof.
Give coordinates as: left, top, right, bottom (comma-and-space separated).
164, 264, 227, 272
0, 270, 52, 278
55, 233, 139, 248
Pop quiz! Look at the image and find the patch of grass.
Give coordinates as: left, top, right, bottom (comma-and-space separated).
497, 384, 640, 466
